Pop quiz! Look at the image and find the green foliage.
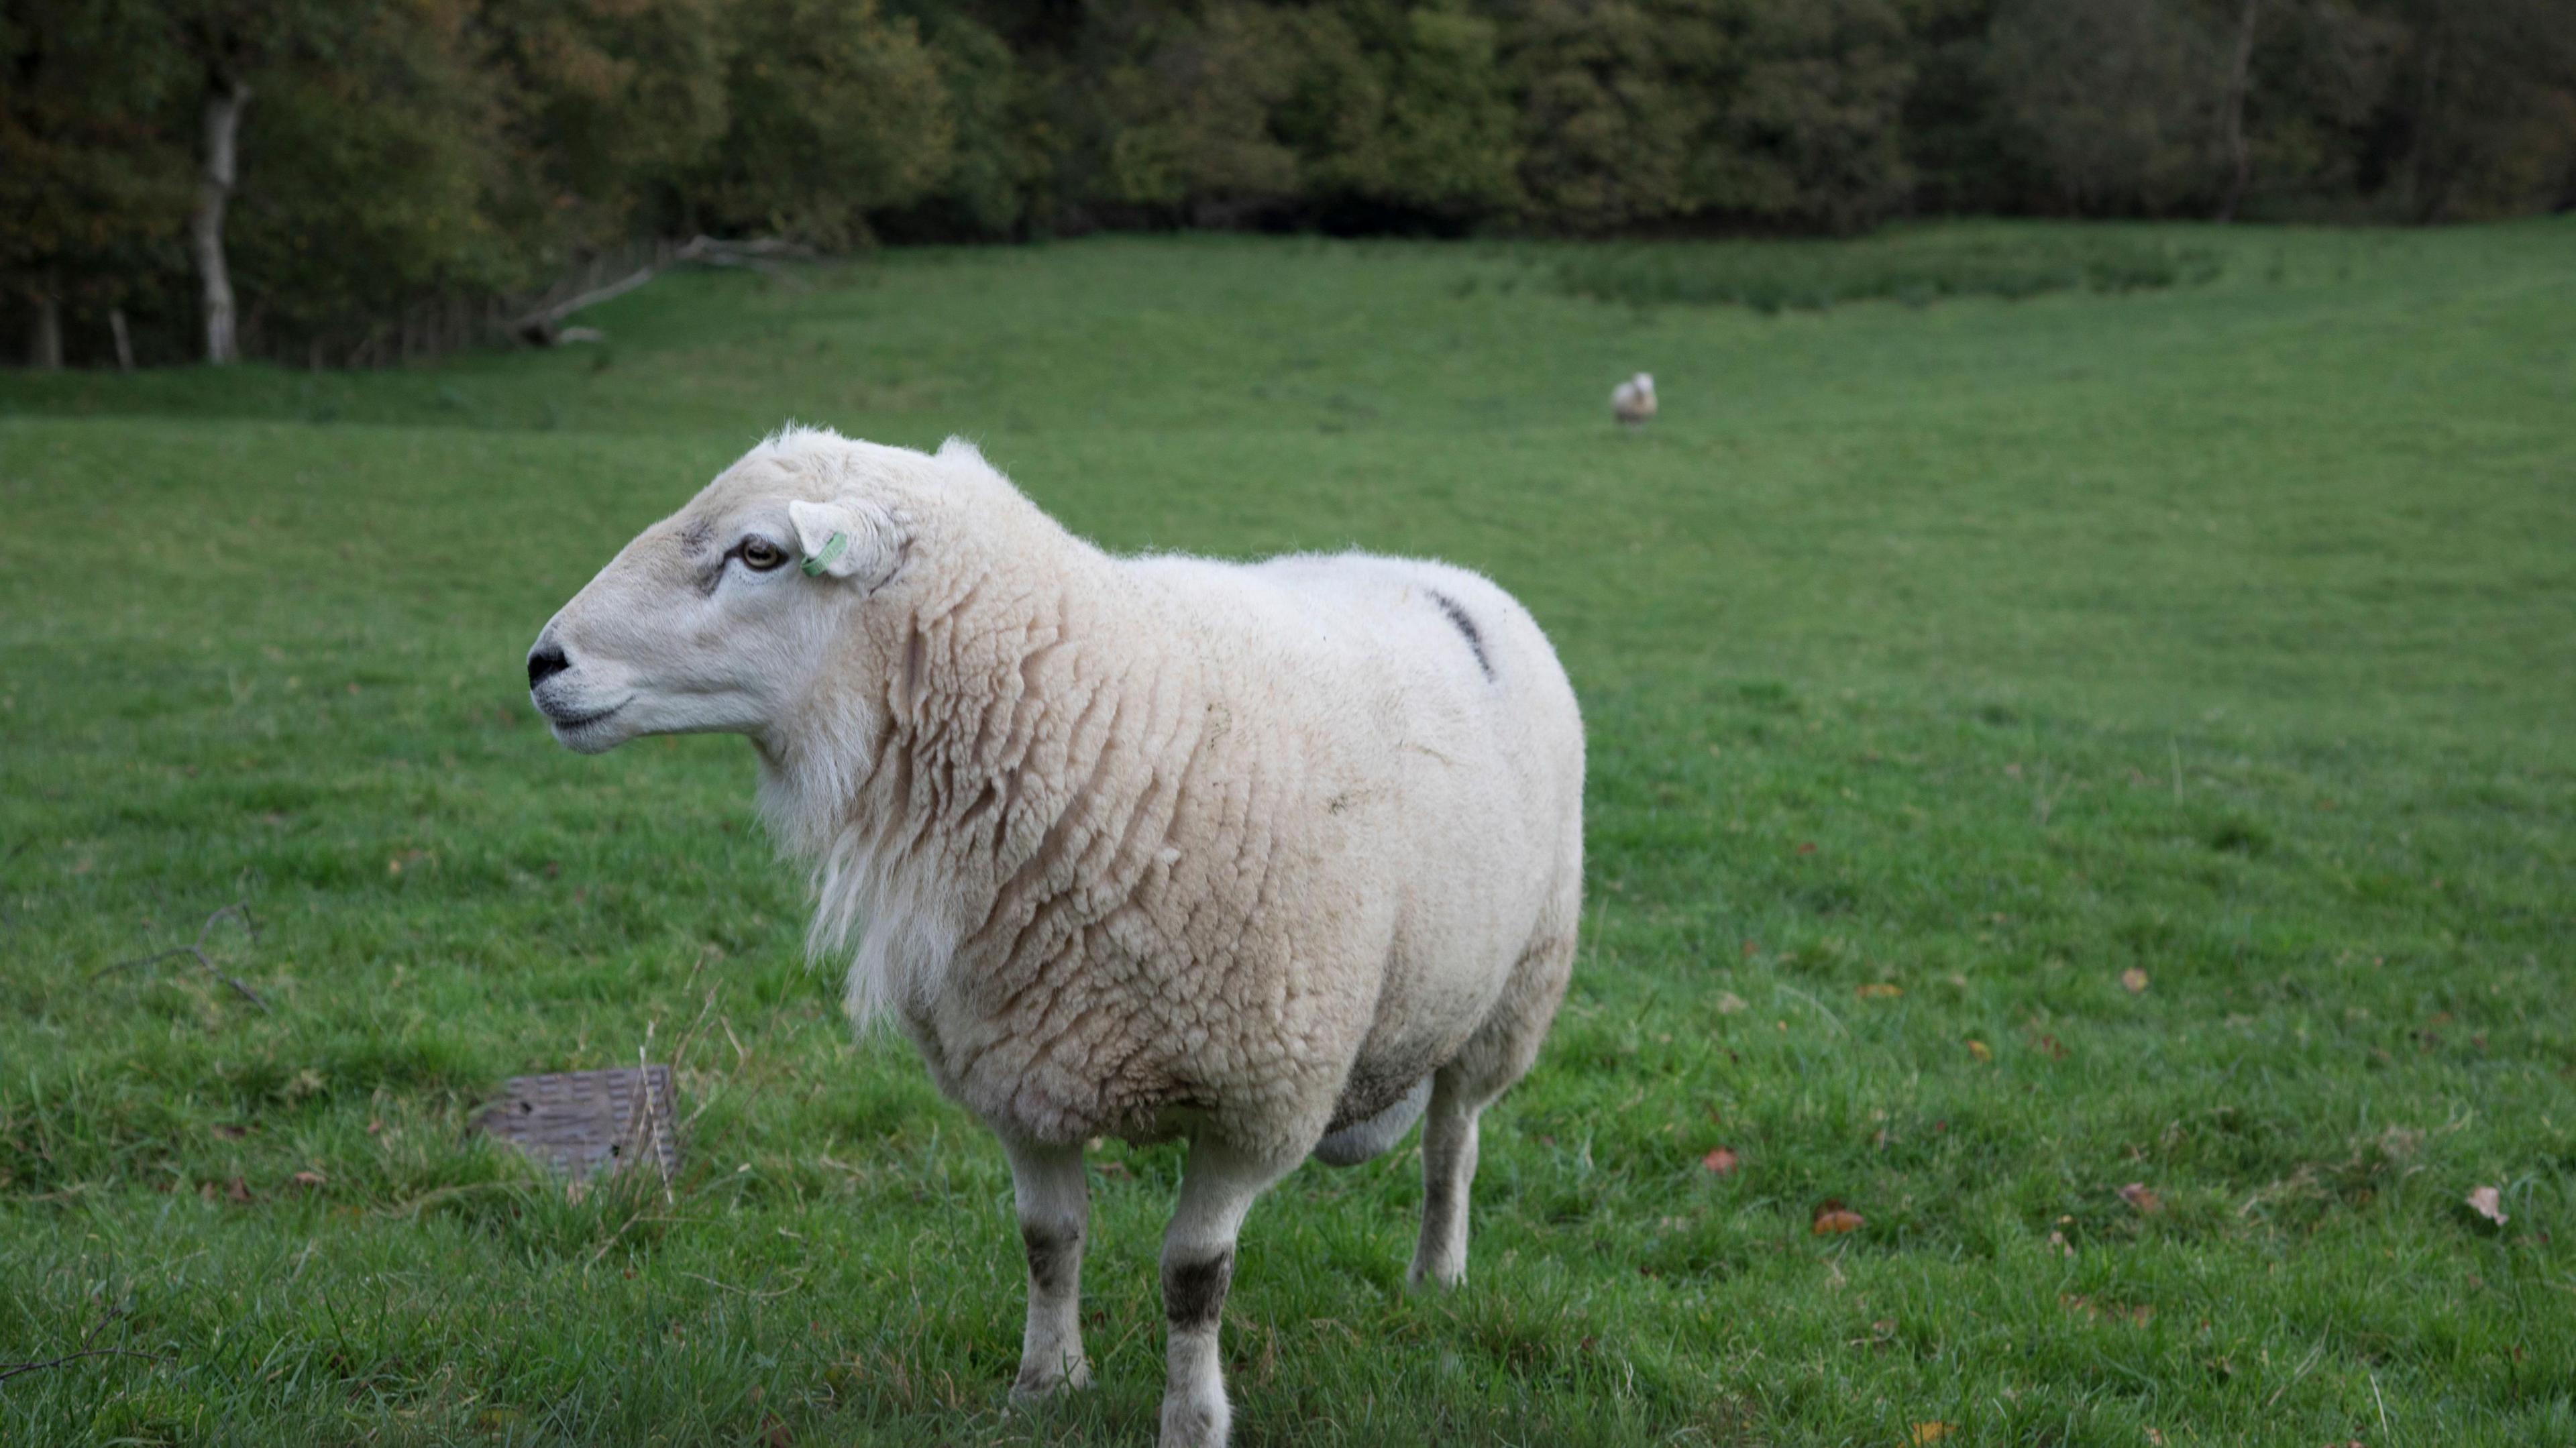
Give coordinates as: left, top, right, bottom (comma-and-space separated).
1287, 0, 1524, 228
2, 220, 2573, 1442
700, 0, 955, 245
224, 2, 534, 349
5, 0, 2575, 365
900, 12, 1047, 238
479, 0, 738, 246
1088, 1, 1304, 219
1505, 0, 1717, 233
1986, 0, 2232, 214
2375, 0, 2576, 221
0, 0, 193, 334
1703, 0, 1918, 231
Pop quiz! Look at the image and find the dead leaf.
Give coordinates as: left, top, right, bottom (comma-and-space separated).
1715, 991, 1748, 1015
1856, 983, 1904, 1000
225, 1176, 252, 1205
1910, 1423, 1955, 1445
2061, 1294, 2154, 1325
1811, 1201, 1864, 1235
1701, 1147, 1739, 1176
2120, 968, 2149, 994
761, 1414, 792, 1447
1966, 1039, 1992, 1063
212, 1123, 250, 1139
290, 1170, 327, 1189
1795, 842, 1818, 855
2118, 1182, 2163, 1215
2145, 1429, 2167, 1445
2466, 1186, 2508, 1225
365, 1118, 384, 1135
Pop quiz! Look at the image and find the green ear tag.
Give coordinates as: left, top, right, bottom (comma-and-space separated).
802, 531, 850, 576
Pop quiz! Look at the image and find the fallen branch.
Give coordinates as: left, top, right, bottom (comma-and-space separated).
0, 1302, 163, 1386
510, 236, 818, 345
93, 902, 268, 1011
679, 1268, 806, 1300
0, 1347, 162, 1386
375, 1180, 521, 1220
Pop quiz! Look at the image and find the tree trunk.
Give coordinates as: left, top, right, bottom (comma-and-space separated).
2216, 0, 2262, 223
29, 290, 64, 369
109, 307, 136, 370
191, 75, 250, 365
2407, 27, 2449, 222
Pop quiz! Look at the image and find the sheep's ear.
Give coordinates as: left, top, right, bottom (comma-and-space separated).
788, 498, 900, 586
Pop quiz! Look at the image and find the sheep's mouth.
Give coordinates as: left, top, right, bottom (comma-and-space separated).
541, 701, 626, 732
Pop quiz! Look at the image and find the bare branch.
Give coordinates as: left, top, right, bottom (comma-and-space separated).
509, 237, 819, 345
0, 1302, 162, 1386
91, 903, 270, 1011
0, 1347, 163, 1385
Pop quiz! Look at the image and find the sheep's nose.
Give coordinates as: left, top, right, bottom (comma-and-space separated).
527, 644, 571, 688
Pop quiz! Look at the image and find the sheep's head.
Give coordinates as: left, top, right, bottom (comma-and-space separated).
527, 430, 912, 756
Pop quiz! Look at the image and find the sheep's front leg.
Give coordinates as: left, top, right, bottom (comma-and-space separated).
1159, 1136, 1293, 1448
1002, 1136, 1091, 1399
1409, 1070, 1483, 1288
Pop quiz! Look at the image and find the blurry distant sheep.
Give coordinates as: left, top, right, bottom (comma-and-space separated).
527, 429, 1586, 1447
1611, 372, 1656, 427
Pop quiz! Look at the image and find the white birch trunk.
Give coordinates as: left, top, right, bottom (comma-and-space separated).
192, 77, 250, 365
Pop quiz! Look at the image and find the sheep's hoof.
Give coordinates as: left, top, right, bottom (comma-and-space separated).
1405, 1258, 1466, 1292
1157, 1387, 1230, 1448
1010, 1359, 1091, 1403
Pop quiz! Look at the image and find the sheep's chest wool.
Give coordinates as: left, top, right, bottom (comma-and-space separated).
529, 428, 1582, 1448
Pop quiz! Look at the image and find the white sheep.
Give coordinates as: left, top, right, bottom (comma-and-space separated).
1611, 372, 1656, 427
527, 427, 1585, 1447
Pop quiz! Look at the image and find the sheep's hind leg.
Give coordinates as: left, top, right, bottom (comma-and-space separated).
1001, 1136, 1091, 1399
1409, 931, 1578, 1290
1408, 1070, 1484, 1288
1159, 1135, 1295, 1448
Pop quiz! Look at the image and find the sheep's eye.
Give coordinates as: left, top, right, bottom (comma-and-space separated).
737, 539, 786, 572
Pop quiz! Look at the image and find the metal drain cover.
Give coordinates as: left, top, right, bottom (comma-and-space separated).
476, 1065, 680, 1180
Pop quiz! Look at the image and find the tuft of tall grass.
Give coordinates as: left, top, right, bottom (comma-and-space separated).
1550, 227, 2224, 313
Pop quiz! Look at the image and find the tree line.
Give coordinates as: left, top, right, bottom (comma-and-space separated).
7, 0, 2572, 369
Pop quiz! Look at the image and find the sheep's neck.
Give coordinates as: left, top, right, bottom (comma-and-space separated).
879, 535, 1159, 852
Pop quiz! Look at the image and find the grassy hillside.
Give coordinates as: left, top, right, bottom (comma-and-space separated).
3, 219, 2571, 1445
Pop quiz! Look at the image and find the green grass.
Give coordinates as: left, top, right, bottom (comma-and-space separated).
3, 219, 2573, 1446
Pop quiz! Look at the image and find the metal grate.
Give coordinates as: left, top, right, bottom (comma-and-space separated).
475, 1065, 680, 1181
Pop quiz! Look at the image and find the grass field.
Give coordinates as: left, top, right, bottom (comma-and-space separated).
3, 219, 2573, 1446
